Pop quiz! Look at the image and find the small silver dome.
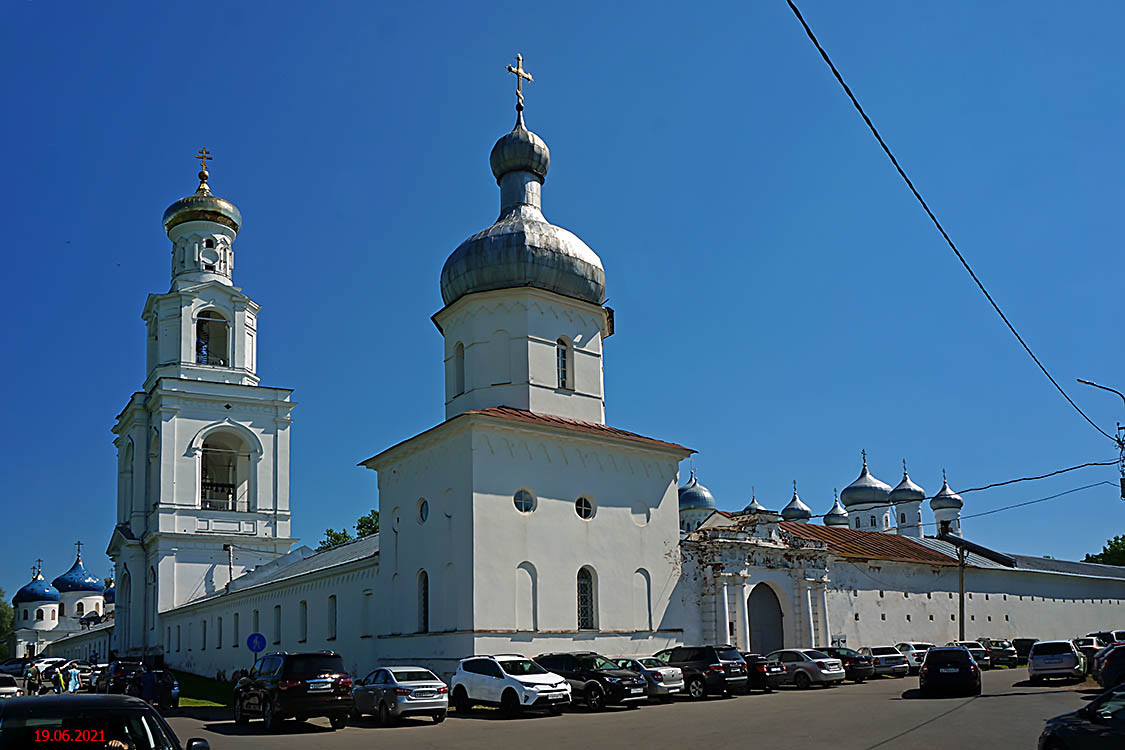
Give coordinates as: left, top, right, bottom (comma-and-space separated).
490, 113, 550, 183
678, 471, 716, 512
163, 171, 241, 234
743, 496, 767, 513
840, 454, 891, 508
931, 477, 963, 510
781, 486, 812, 522
889, 468, 926, 504
824, 494, 849, 527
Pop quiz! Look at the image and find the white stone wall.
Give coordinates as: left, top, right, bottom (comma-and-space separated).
45, 625, 114, 664
16, 602, 59, 632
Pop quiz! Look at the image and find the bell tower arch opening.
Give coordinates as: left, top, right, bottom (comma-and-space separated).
200, 431, 251, 511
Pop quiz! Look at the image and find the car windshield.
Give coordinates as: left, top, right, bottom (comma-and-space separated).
499, 659, 547, 676
926, 650, 970, 666
715, 648, 743, 662
912, 644, 935, 650
871, 647, 899, 656
578, 655, 620, 671
1032, 642, 1073, 656
391, 669, 438, 683
638, 658, 663, 669
1089, 686, 1125, 720
285, 655, 345, 676
803, 651, 830, 660
832, 648, 858, 657
0, 708, 177, 749
991, 641, 1012, 649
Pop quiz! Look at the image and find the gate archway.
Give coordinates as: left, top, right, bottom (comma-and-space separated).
748, 583, 784, 654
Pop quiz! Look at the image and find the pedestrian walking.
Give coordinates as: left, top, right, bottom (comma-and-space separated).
67, 664, 81, 693
26, 662, 40, 695
53, 667, 66, 694
140, 665, 155, 705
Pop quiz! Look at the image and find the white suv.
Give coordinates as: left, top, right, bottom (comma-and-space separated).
450, 654, 571, 717
895, 642, 935, 674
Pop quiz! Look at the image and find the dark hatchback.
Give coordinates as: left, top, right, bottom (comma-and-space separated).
0, 694, 209, 749
234, 651, 353, 731
534, 652, 647, 710
124, 670, 180, 710
1039, 682, 1125, 748
919, 647, 981, 697
740, 652, 786, 692
95, 660, 144, 694
655, 645, 748, 699
1013, 638, 1039, 665
819, 647, 875, 683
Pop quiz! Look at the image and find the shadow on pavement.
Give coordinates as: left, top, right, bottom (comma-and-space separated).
202, 720, 335, 736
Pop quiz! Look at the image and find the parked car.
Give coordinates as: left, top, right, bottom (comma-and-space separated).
88, 664, 109, 692
233, 651, 353, 731
894, 642, 934, 674
740, 652, 787, 691
766, 649, 845, 689
976, 638, 1018, 668
95, 660, 143, 694
352, 666, 447, 724
612, 657, 684, 702
819, 647, 874, 683
535, 652, 647, 710
0, 658, 29, 677
1038, 681, 1125, 747
0, 694, 210, 749
450, 654, 570, 717
653, 645, 748, 699
1073, 637, 1105, 674
1028, 640, 1085, 683
859, 646, 909, 677
124, 670, 179, 710
947, 641, 991, 670
1092, 644, 1123, 684
919, 646, 981, 697
1097, 645, 1125, 690
1013, 638, 1039, 665
0, 674, 25, 700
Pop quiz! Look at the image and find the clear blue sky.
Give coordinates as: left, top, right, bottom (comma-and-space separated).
3, 1, 1122, 600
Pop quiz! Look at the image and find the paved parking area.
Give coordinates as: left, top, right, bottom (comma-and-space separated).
163, 669, 1098, 749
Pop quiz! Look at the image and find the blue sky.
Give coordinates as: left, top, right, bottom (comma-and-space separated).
3, 1, 1122, 600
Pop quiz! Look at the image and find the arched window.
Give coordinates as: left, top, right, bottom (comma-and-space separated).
870, 515, 876, 528
76, 602, 85, 616
900, 512, 906, 524
59, 602, 65, 617
200, 432, 250, 511
633, 569, 652, 631
195, 310, 229, 367
577, 567, 597, 630
51, 610, 56, 621
452, 342, 465, 396
418, 570, 429, 634
23, 610, 28, 621
36, 609, 43, 621
516, 562, 537, 631
556, 338, 571, 389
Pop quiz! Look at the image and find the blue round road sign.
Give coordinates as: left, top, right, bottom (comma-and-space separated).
247, 633, 267, 653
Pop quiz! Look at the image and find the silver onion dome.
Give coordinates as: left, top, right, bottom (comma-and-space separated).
840, 453, 892, 508
781, 485, 812, 522
931, 476, 964, 511
889, 464, 926, 504
824, 492, 849, 527
678, 471, 716, 512
440, 111, 606, 308
163, 169, 242, 234
743, 496, 767, 513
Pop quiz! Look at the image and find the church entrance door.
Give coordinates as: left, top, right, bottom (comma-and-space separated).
748, 583, 784, 654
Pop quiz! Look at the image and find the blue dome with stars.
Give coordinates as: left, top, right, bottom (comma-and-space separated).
52, 554, 103, 594
13, 573, 60, 605
103, 579, 115, 604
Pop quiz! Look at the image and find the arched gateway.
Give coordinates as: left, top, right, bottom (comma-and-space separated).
748, 583, 784, 654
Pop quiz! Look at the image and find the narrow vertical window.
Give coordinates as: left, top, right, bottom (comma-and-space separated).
201, 619, 207, 650
870, 515, 876, 528
556, 338, 570, 389
233, 612, 240, 647
251, 609, 260, 636
272, 605, 281, 645
453, 342, 465, 396
176, 625, 181, 652
577, 567, 597, 630
327, 595, 337, 640
900, 512, 906, 524
361, 591, 373, 637
298, 601, 308, 643
195, 310, 229, 366
217, 616, 223, 648
418, 571, 429, 634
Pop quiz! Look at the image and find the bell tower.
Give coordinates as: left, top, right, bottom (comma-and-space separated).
108, 151, 297, 659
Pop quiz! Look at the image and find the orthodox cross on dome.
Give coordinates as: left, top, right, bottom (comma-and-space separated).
902, 458, 909, 476
506, 53, 534, 112
861, 448, 868, 467
35, 558, 43, 577
196, 147, 213, 171
75, 540, 83, 561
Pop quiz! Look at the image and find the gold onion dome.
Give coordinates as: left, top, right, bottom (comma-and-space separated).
162, 150, 242, 234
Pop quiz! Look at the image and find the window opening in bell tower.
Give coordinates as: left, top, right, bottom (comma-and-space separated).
196, 311, 229, 367
200, 432, 250, 511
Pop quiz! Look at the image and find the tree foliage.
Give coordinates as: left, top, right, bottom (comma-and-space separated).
1084, 535, 1125, 566
0, 588, 13, 658
316, 510, 379, 551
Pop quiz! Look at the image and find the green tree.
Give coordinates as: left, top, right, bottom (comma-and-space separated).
1084, 535, 1125, 566
0, 587, 13, 658
316, 509, 379, 551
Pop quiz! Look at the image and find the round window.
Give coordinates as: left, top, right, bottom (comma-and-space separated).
513, 489, 536, 513
575, 496, 595, 520
418, 499, 429, 523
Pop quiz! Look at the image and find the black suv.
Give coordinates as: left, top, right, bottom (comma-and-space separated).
654, 645, 747, 699
818, 647, 874, 683
534, 652, 647, 710
740, 652, 786, 692
96, 661, 143, 694
234, 651, 353, 731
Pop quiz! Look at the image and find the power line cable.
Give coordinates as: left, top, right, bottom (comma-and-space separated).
784, 0, 1117, 445
933, 481, 1113, 525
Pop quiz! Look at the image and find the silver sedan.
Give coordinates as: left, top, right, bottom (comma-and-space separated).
766, 649, 846, 689
613, 657, 684, 702
352, 666, 448, 724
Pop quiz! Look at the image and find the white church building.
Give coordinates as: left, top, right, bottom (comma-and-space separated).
39, 74, 1125, 676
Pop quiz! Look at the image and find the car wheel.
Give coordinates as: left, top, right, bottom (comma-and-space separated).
973, 684, 982, 696
432, 710, 446, 724
853, 677, 865, 684
794, 672, 812, 690
549, 705, 563, 715
377, 701, 391, 726
349, 704, 362, 721
686, 677, 706, 700
585, 683, 607, 711
262, 700, 281, 732
329, 713, 347, 730
452, 687, 471, 714
234, 696, 249, 726
500, 689, 522, 718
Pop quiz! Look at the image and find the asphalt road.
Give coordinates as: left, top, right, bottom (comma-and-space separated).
162, 669, 1100, 750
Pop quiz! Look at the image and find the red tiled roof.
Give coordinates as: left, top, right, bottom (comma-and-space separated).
464, 407, 692, 454
779, 522, 955, 566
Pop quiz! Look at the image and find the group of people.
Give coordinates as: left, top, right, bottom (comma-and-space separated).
25, 661, 82, 694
